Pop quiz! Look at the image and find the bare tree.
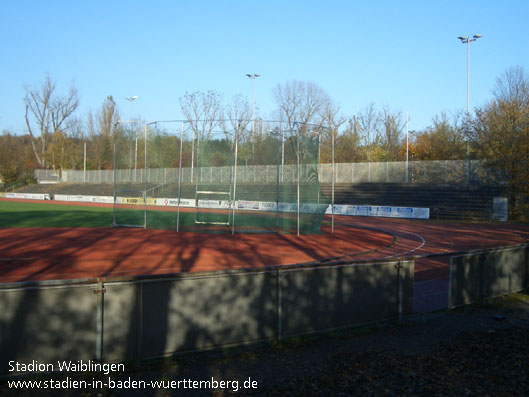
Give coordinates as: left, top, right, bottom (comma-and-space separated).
379, 106, 404, 161
320, 97, 345, 131
357, 102, 379, 146
179, 91, 223, 176
179, 91, 223, 141
224, 94, 252, 138
273, 80, 331, 133
87, 96, 120, 169
492, 65, 529, 105
24, 75, 79, 168
318, 97, 346, 162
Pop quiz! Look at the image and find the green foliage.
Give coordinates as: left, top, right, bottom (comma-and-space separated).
0, 131, 38, 183
16, 171, 37, 186
412, 113, 466, 161
474, 66, 529, 220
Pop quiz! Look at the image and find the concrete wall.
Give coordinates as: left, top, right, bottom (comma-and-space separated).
138, 272, 277, 359
1, 260, 414, 373
0, 283, 98, 374
280, 261, 413, 335
449, 244, 529, 308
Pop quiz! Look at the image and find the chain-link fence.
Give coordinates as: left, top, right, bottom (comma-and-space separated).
329, 160, 493, 184
42, 159, 497, 185
34, 169, 61, 182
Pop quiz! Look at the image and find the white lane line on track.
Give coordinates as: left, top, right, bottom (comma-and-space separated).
331, 219, 426, 260
383, 230, 426, 259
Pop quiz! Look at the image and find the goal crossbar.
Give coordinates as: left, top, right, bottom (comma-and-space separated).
194, 190, 232, 226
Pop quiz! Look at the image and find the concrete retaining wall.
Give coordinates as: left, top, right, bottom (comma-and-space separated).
280, 261, 413, 335
449, 244, 529, 308
1, 260, 414, 373
0, 283, 98, 374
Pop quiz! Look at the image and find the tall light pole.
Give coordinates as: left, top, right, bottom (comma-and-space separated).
406, 112, 409, 183
458, 34, 482, 184
246, 74, 260, 160
125, 96, 138, 181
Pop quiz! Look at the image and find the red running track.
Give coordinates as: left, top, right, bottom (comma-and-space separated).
1, 199, 528, 284
0, 223, 393, 283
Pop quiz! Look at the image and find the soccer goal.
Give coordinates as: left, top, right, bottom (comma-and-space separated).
112, 189, 146, 228
194, 190, 232, 225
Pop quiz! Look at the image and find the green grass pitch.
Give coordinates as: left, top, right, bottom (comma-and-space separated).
0, 201, 114, 227
0, 201, 324, 233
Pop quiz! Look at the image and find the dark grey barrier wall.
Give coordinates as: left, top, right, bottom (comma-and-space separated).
103, 282, 139, 363
0, 283, 98, 374
449, 244, 529, 308
139, 272, 277, 359
1, 259, 414, 372
280, 261, 414, 335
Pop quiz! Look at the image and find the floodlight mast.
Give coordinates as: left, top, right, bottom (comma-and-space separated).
457, 34, 482, 184
246, 74, 261, 160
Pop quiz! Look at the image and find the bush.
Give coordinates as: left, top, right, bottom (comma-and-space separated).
3, 171, 37, 191
17, 171, 37, 186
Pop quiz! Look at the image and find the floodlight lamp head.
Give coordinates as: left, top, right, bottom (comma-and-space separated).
458, 36, 468, 42
473, 34, 482, 39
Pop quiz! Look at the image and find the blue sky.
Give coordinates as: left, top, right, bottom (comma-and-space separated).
2, 0, 528, 134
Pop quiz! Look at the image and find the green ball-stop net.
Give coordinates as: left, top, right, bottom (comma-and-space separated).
113, 120, 330, 235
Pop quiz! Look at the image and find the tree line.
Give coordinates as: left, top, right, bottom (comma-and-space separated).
1, 67, 528, 217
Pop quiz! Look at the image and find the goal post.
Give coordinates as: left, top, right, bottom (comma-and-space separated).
194, 190, 232, 225
112, 189, 147, 228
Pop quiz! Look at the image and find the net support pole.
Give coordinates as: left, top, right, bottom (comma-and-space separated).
143, 190, 147, 229
177, 122, 184, 232
276, 134, 280, 229
405, 112, 409, 183
231, 123, 239, 235
332, 129, 335, 234
134, 131, 138, 183
144, 124, 147, 187
193, 133, 201, 224
144, 124, 148, 227
195, 134, 200, 203
83, 142, 86, 183
297, 127, 300, 236
281, 122, 284, 182
112, 142, 116, 227
191, 133, 194, 183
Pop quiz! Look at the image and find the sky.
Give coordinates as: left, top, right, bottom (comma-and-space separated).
2, 0, 529, 135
